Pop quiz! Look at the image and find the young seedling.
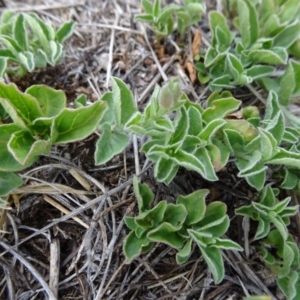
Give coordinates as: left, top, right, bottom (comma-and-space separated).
0, 11, 75, 77
123, 177, 242, 284
0, 82, 107, 194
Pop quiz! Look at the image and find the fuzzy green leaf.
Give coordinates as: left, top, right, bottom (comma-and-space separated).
202, 98, 241, 123
163, 203, 187, 227
53, 101, 107, 143
199, 245, 224, 284
0, 124, 34, 171
13, 13, 27, 50
8, 130, 51, 165
94, 124, 129, 165
278, 60, 300, 106
237, 0, 259, 48
0, 171, 23, 197
0, 82, 42, 128
214, 238, 243, 251
177, 189, 208, 226
209, 11, 231, 49
247, 47, 288, 65
26, 85, 66, 117
111, 77, 137, 126
133, 176, 154, 213
147, 222, 184, 249
56, 20, 75, 43
135, 201, 167, 227
176, 238, 193, 264
123, 231, 150, 263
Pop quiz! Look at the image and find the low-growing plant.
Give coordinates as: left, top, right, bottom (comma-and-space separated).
235, 185, 298, 240
123, 177, 242, 284
135, 0, 205, 41
196, 0, 300, 93
135, 0, 180, 41
0, 82, 107, 195
0, 11, 75, 77
258, 229, 300, 300
94, 77, 300, 192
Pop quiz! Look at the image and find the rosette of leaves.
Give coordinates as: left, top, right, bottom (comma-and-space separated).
123, 177, 187, 263
258, 229, 300, 300
197, 0, 300, 92
140, 89, 242, 184
235, 185, 299, 240
223, 91, 300, 190
135, 0, 179, 41
174, 190, 243, 284
0, 82, 107, 196
123, 178, 242, 284
176, 0, 206, 39
196, 7, 276, 91
0, 11, 75, 77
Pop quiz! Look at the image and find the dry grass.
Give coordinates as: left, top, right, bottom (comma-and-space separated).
0, 0, 297, 299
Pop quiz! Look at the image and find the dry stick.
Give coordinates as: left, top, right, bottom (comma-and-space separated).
77, 23, 141, 35
43, 196, 89, 229
246, 83, 266, 105
141, 24, 168, 82
2, 177, 134, 255
138, 258, 180, 300
94, 203, 135, 300
49, 238, 60, 299
0, 1, 85, 12
139, 55, 175, 104
105, 13, 120, 89
0, 241, 57, 300
6, 213, 18, 267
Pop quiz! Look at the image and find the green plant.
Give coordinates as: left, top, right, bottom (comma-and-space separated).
196, 0, 300, 92
135, 0, 179, 41
94, 77, 300, 192
123, 177, 242, 284
0, 11, 75, 77
176, 0, 206, 38
135, 0, 205, 41
259, 230, 300, 300
235, 185, 298, 240
0, 82, 107, 193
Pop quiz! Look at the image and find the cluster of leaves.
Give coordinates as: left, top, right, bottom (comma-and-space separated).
94, 78, 300, 192
236, 184, 299, 299
123, 177, 242, 284
0, 83, 107, 198
135, 0, 205, 41
0, 11, 74, 77
196, 0, 300, 100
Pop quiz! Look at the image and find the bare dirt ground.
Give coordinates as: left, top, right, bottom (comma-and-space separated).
0, 0, 297, 299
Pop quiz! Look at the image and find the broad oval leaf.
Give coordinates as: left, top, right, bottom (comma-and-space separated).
8, 130, 51, 165
94, 124, 129, 165
177, 189, 208, 226
0, 171, 23, 197
147, 222, 184, 249
26, 85, 66, 117
53, 101, 107, 144
123, 231, 150, 263
0, 82, 42, 128
111, 77, 137, 126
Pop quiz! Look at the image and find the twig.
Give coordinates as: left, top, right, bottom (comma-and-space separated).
0, 241, 57, 300
139, 55, 175, 104
140, 24, 168, 82
105, 13, 120, 88
77, 23, 141, 35
0, 1, 85, 12
49, 238, 60, 299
